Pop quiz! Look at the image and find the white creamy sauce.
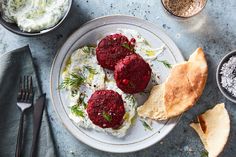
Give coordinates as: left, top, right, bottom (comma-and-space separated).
61, 29, 168, 137
1, 0, 69, 32
62, 46, 137, 137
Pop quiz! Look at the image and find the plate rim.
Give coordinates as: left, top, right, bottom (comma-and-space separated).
50, 15, 185, 153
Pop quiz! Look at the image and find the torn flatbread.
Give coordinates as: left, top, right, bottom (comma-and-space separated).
137, 48, 208, 120
190, 103, 230, 157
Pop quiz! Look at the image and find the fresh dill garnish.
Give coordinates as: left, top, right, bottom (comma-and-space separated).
121, 43, 134, 51
82, 46, 94, 54
78, 93, 87, 108
71, 105, 84, 117
83, 65, 97, 74
140, 119, 152, 131
59, 73, 85, 89
200, 150, 209, 157
102, 111, 112, 122
156, 60, 172, 68
71, 90, 78, 97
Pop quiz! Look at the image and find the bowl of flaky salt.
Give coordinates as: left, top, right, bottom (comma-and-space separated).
217, 50, 236, 103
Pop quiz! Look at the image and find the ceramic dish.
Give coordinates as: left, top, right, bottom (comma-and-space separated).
0, 0, 72, 36
216, 50, 236, 103
50, 15, 185, 153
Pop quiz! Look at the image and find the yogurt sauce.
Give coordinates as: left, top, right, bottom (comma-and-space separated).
1, 0, 69, 32
62, 46, 138, 138
61, 29, 169, 137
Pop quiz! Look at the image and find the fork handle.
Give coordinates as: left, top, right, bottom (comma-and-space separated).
15, 111, 25, 157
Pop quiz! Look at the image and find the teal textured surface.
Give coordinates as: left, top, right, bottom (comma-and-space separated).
0, 0, 235, 156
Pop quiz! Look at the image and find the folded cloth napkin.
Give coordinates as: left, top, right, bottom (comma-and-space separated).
0, 46, 56, 157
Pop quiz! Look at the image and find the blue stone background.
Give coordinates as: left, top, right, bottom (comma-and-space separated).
0, 0, 236, 156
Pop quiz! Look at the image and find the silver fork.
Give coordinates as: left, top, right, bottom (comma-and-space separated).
15, 76, 34, 157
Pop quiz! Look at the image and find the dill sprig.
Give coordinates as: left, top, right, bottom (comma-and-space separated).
78, 93, 87, 108
156, 60, 172, 68
140, 119, 152, 131
121, 43, 134, 51
83, 65, 97, 74
71, 105, 84, 117
82, 46, 95, 54
59, 73, 85, 89
102, 111, 112, 122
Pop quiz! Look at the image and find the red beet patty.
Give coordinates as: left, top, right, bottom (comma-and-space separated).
114, 54, 152, 94
96, 33, 135, 70
87, 90, 125, 129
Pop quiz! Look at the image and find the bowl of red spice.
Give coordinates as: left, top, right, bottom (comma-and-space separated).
216, 50, 236, 103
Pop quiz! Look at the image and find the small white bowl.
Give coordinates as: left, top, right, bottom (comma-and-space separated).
216, 50, 236, 103
0, 0, 72, 36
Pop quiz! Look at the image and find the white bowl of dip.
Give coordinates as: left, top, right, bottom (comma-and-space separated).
0, 0, 72, 36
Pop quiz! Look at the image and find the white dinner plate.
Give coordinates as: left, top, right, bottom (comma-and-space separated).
50, 15, 185, 153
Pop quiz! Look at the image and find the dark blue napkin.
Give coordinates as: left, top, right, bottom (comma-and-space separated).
0, 46, 56, 157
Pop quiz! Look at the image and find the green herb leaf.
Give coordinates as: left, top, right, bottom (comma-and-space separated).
71, 90, 78, 97
82, 46, 94, 54
140, 119, 152, 131
78, 93, 87, 108
121, 43, 134, 51
102, 111, 112, 122
156, 60, 172, 68
200, 150, 209, 157
59, 73, 85, 89
83, 65, 97, 74
71, 105, 84, 117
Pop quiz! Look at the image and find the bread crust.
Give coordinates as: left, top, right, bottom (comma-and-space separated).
190, 103, 230, 157
137, 48, 208, 120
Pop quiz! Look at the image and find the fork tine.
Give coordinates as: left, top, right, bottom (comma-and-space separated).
23, 76, 28, 101
25, 76, 29, 102
29, 76, 33, 92
29, 76, 33, 102
26, 76, 29, 91
21, 76, 24, 101
17, 75, 34, 102
26, 76, 33, 102
23, 76, 26, 90
17, 76, 23, 101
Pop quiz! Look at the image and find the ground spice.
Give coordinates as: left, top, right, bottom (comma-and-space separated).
220, 56, 236, 97
162, 0, 206, 17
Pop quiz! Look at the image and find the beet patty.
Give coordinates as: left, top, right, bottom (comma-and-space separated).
87, 90, 125, 129
114, 54, 152, 94
96, 33, 135, 70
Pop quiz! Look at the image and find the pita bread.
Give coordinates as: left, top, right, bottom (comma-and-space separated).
190, 103, 230, 157
137, 48, 208, 120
